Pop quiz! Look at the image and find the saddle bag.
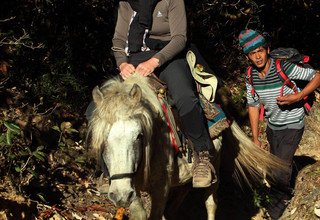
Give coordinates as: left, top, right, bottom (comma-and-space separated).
186, 50, 229, 138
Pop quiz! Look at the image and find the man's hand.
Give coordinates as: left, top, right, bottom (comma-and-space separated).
135, 58, 159, 77
119, 62, 135, 80
276, 93, 304, 105
253, 138, 262, 148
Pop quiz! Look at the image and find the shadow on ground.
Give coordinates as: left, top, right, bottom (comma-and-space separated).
176, 170, 259, 220
291, 155, 317, 187
176, 155, 318, 220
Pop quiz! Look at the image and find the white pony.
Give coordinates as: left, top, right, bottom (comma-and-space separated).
87, 73, 288, 220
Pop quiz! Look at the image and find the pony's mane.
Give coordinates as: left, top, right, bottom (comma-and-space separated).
96, 74, 163, 123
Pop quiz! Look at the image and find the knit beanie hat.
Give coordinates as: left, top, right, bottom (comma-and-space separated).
238, 29, 266, 54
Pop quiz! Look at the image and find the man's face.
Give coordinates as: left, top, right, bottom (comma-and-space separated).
247, 46, 270, 69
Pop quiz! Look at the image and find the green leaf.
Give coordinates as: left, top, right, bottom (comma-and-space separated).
6, 130, 12, 145
75, 156, 85, 163
32, 151, 45, 161
66, 128, 79, 134
37, 145, 45, 151
4, 121, 20, 134
0, 133, 6, 144
19, 150, 30, 156
36, 150, 46, 157
52, 125, 61, 132
8, 152, 16, 160
15, 166, 21, 173
37, 193, 46, 203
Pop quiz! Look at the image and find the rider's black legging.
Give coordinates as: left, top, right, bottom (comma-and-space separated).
157, 58, 214, 152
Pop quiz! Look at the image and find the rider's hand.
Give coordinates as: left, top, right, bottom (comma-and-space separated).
119, 62, 135, 80
135, 58, 159, 77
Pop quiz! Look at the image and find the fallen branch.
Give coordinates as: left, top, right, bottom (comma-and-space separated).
0, 29, 44, 49
0, 16, 16, 23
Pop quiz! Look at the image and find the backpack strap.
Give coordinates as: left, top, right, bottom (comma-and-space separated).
247, 66, 255, 95
275, 59, 311, 111
246, 66, 265, 121
275, 59, 297, 95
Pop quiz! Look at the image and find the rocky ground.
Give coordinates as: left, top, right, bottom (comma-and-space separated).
0, 87, 319, 220
279, 101, 320, 220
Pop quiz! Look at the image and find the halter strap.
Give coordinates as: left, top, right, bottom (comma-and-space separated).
108, 154, 143, 182
109, 173, 135, 181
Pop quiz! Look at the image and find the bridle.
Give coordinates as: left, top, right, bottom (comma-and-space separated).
109, 173, 136, 181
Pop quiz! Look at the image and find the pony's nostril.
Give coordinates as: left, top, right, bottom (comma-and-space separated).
127, 190, 134, 202
108, 192, 117, 203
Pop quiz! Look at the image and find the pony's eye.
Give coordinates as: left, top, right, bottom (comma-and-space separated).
136, 133, 143, 141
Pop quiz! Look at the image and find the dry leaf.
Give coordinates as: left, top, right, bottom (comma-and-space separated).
114, 207, 125, 220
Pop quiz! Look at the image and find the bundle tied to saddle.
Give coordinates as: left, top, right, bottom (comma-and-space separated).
186, 50, 229, 139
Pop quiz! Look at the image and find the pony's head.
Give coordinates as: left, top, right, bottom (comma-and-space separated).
88, 74, 163, 207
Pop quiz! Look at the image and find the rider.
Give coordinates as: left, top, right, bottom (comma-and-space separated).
111, 0, 217, 188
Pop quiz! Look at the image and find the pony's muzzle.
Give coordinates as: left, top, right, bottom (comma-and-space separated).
108, 182, 136, 207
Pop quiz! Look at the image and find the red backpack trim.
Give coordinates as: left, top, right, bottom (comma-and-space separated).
275, 59, 311, 112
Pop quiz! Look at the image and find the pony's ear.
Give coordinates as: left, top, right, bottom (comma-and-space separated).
92, 86, 104, 106
129, 83, 142, 102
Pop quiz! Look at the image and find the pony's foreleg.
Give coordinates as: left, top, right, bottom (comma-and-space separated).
204, 169, 219, 220
205, 190, 218, 220
129, 197, 147, 220
205, 137, 221, 220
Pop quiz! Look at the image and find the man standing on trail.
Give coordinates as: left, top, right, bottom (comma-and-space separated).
238, 29, 320, 218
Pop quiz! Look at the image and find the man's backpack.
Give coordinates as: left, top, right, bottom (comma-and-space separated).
247, 47, 315, 120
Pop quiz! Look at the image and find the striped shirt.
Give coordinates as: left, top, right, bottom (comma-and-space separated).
246, 58, 317, 130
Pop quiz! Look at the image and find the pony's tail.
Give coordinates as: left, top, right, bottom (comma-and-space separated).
227, 121, 290, 189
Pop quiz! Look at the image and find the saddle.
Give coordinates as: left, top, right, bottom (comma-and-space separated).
147, 73, 167, 98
